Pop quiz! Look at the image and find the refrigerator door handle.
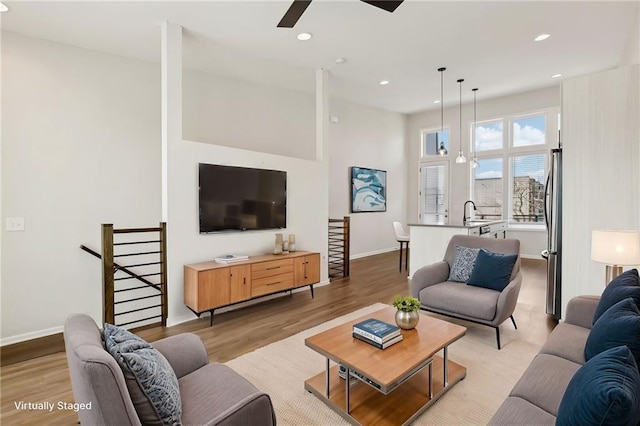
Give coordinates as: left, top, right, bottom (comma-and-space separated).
543, 171, 550, 232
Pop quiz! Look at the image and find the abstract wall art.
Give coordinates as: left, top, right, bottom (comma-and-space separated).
350, 166, 387, 213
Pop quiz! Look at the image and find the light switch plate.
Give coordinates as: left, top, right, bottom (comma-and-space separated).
6, 217, 25, 231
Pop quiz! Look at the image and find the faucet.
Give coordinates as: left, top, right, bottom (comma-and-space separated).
463, 200, 477, 225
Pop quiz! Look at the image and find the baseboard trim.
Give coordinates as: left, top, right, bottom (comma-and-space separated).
351, 247, 397, 260
1, 332, 65, 366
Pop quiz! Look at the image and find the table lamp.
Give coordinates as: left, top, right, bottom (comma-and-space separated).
591, 229, 640, 284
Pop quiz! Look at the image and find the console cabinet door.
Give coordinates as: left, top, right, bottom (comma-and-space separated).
229, 264, 251, 303
294, 253, 321, 287
199, 269, 230, 310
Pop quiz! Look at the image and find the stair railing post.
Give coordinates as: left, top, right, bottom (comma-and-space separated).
101, 224, 115, 325
159, 222, 168, 326
344, 216, 350, 277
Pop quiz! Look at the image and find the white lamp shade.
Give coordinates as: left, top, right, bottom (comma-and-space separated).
591, 229, 640, 265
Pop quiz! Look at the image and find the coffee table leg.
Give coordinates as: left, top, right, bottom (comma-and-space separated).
345, 367, 350, 414
428, 361, 433, 399
443, 346, 449, 387
325, 358, 330, 398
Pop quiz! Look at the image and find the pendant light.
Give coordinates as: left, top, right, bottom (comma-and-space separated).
471, 88, 479, 168
437, 67, 448, 156
455, 78, 467, 164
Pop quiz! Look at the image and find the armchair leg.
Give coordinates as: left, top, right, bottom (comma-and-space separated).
495, 327, 501, 350
510, 315, 518, 330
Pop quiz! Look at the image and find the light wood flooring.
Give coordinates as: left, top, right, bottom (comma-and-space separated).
0, 251, 554, 425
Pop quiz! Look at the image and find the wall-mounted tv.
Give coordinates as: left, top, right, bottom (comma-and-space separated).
199, 163, 287, 233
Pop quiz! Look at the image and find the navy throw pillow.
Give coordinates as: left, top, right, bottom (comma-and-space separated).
593, 268, 640, 324
556, 345, 640, 426
466, 249, 518, 292
585, 298, 640, 364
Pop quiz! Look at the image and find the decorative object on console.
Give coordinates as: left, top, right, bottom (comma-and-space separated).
274, 233, 283, 255
282, 240, 289, 254
350, 166, 387, 213
288, 234, 296, 252
455, 78, 467, 164
591, 229, 640, 284
470, 88, 479, 168
392, 295, 421, 329
437, 67, 448, 156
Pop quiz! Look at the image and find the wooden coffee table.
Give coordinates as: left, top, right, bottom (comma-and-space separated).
304, 307, 466, 425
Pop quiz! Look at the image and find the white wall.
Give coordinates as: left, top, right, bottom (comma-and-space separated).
561, 64, 640, 313
328, 100, 407, 258
619, 6, 640, 66
183, 69, 316, 161
1, 32, 162, 343
406, 86, 560, 257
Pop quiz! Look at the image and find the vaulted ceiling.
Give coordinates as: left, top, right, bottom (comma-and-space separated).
2, 1, 638, 114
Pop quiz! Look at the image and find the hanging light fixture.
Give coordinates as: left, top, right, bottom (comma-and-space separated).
437, 67, 448, 156
471, 88, 479, 168
455, 78, 467, 164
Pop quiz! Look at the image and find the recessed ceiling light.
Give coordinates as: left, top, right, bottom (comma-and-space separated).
297, 32, 312, 41
0, 2, 9, 12
379, 80, 390, 86
433, 100, 441, 104
551, 73, 562, 79
534, 34, 551, 42
335, 57, 346, 65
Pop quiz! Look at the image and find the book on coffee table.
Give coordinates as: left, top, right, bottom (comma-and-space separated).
352, 332, 403, 349
353, 318, 401, 344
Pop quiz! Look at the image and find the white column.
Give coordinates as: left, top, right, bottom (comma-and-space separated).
316, 69, 331, 281
161, 22, 182, 222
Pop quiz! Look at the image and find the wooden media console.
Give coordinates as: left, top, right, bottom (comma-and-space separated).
184, 251, 320, 325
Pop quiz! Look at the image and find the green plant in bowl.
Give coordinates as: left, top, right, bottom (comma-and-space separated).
392, 295, 421, 312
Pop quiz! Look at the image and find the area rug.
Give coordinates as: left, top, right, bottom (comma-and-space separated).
225, 303, 540, 425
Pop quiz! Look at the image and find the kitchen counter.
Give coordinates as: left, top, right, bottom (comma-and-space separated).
408, 220, 507, 278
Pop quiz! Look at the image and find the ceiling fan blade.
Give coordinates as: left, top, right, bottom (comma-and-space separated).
360, 0, 404, 13
277, 0, 313, 28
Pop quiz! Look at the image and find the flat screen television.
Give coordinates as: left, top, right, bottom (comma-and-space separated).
199, 163, 287, 233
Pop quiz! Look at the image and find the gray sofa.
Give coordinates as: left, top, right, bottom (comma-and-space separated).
411, 235, 522, 349
64, 314, 276, 425
489, 295, 600, 425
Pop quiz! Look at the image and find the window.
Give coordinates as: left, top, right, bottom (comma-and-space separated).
470, 110, 556, 226
474, 120, 503, 152
421, 129, 449, 157
510, 154, 546, 223
473, 158, 503, 220
420, 163, 448, 224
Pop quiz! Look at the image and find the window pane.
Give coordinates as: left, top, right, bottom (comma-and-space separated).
511, 154, 546, 223
513, 115, 546, 147
474, 121, 503, 152
422, 130, 449, 156
473, 158, 503, 220
420, 164, 447, 224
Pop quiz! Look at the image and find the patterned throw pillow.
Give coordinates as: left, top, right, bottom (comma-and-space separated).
448, 246, 481, 283
103, 324, 182, 426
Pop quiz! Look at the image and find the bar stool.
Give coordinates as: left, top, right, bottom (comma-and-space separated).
393, 221, 410, 272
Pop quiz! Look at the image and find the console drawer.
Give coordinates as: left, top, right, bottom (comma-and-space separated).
251, 259, 294, 280
251, 273, 294, 297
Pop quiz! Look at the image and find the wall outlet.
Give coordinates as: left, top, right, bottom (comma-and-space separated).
6, 217, 25, 232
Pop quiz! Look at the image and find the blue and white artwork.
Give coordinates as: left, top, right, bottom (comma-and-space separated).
351, 167, 387, 213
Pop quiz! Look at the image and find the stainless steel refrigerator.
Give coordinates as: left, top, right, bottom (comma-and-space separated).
542, 148, 562, 319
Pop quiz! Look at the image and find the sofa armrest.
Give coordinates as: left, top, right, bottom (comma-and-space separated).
564, 295, 600, 329
411, 261, 450, 299
493, 271, 523, 326
152, 333, 209, 378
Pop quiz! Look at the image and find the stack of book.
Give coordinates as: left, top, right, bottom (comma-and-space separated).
352, 318, 403, 349
214, 254, 249, 264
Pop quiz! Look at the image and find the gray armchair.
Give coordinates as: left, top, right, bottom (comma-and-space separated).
64, 314, 276, 425
411, 235, 522, 349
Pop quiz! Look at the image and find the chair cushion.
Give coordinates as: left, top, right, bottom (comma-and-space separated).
103, 324, 182, 425
556, 345, 640, 426
448, 246, 480, 283
419, 281, 499, 321
467, 249, 518, 291
585, 297, 640, 364
593, 268, 640, 324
